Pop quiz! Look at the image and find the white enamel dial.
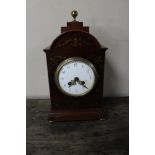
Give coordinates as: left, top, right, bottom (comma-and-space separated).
55, 57, 98, 97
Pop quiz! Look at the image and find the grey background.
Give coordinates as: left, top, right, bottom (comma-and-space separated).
26, 0, 129, 98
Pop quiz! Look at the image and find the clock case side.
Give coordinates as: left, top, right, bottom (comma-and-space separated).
43, 20, 108, 122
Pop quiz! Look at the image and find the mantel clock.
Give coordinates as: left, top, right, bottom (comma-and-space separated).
43, 10, 108, 122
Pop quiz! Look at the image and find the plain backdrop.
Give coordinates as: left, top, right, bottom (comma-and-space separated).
26, 0, 129, 98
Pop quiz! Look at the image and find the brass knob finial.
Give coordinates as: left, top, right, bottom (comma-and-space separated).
71, 10, 78, 21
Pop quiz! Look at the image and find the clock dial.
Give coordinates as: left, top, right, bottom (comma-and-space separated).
55, 57, 98, 97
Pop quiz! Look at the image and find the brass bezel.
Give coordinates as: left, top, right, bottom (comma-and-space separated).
55, 57, 98, 97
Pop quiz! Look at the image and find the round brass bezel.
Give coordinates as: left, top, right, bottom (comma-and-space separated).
55, 57, 98, 97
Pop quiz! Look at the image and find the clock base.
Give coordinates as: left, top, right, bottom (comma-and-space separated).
48, 108, 105, 122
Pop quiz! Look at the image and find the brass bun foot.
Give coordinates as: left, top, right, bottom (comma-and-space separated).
49, 120, 54, 123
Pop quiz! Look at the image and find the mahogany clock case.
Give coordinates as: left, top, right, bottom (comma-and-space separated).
43, 20, 107, 122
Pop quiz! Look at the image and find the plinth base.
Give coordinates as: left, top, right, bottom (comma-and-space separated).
48, 108, 105, 122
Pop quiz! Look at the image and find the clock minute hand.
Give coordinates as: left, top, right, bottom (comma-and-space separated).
79, 81, 88, 89
83, 85, 88, 89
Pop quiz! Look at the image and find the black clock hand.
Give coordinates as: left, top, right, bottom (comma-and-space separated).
83, 85, 88, 89
68, 81, 72, 87
79, 81, 88, 89
68, 80, 76, 87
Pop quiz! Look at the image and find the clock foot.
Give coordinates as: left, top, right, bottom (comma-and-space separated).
49, 120, 54, 123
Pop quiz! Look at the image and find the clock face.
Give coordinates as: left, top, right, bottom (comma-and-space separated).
55, 57, 98, 97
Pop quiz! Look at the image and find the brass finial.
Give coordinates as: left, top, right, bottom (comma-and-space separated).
71, 10, 78, 21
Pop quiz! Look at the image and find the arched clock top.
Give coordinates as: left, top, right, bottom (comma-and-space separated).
43, 31, 107, 53
44, 10, 107, 53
